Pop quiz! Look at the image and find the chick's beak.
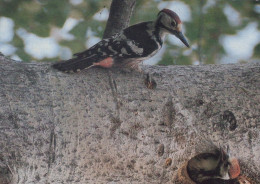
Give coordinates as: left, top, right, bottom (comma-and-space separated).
175, 31, 190, 48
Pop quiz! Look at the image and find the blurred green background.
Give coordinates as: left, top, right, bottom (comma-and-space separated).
0, 0, 259, 65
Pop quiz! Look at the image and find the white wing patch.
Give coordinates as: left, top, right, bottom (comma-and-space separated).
127, 40, 143, 55
121, 48, 130, 55
108, 46, 118, 54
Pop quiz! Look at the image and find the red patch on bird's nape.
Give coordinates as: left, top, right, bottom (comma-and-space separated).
160, 9, 182, 24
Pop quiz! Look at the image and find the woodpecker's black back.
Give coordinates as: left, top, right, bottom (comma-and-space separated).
123, 22, 162, 56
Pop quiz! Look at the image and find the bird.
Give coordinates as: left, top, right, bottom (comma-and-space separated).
52, 9, 189, 73
187, 146, 240, 184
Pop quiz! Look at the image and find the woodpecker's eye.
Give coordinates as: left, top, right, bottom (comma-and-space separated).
224, 162, 230, 167
171, 21, 176, 27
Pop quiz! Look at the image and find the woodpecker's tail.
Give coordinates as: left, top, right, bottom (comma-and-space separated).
52, 57, 94, 73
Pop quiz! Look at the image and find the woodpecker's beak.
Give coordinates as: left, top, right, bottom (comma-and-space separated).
175, 31, 190, 48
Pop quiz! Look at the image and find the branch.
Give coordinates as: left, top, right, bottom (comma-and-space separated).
0, 55, 259, 183
197, 0, 205, 64
103, 0, 136, 38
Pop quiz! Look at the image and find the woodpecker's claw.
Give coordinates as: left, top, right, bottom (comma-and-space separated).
144, 73, 157, 89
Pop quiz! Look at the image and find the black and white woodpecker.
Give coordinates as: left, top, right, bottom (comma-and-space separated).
52, 9, 189, 73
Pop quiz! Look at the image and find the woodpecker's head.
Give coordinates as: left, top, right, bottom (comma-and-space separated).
187, 147, 240, 183
156, 9, 189, 47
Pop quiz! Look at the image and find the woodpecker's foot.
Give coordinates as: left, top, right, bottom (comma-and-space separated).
144, 73, 157, 89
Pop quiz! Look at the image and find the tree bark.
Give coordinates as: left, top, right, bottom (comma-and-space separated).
103, 0, 136, 38
0, 55, 259, 183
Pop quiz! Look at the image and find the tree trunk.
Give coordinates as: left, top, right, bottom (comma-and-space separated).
103, 0, 136, 38
0, 55, 259, 183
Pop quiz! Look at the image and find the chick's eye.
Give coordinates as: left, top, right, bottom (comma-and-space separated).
224, 162, 230, 167
171, 21, 176, 27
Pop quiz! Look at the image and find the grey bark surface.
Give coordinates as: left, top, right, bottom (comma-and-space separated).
103, 0, 136, 38
0, 55, 259, 183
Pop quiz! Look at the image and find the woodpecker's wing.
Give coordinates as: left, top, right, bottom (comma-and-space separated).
73, 33, 121, 58
52, 22, 159, 73
52, 32, 145, 72
52, 37, 116, 72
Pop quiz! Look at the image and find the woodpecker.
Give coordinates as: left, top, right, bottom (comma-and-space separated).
52, 9, 189, 73
187, 147, 240, 184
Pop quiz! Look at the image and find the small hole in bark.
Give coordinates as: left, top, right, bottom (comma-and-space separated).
165, 158, 172, 167
195, 99, 204, 106
157, 144, 164, 156
222, 110, 237, 131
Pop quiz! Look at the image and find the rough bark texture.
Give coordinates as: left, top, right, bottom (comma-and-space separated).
103, 0, 136, 38
0, 55, 259, 183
